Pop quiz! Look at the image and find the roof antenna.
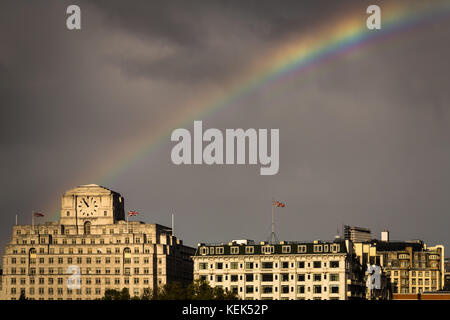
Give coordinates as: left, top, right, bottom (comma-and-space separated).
172, 213, 174, 236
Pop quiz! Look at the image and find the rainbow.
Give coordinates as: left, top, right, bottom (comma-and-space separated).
47, 1, 450, 219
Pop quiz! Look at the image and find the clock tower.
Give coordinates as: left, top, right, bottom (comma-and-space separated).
60, 184, 125, 233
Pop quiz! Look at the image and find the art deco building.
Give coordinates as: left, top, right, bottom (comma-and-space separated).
193, 239, 366, 300
353, 231, 445, 295
0, 184, 195, 300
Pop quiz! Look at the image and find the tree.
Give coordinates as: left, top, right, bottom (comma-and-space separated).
120, 288, 130, 300
186, 279, 239, 300
102, 288, 130, 300
140, 288, 153, 300
154, 282, 187, 300
101, 281, 239, 300
19, 291, 27, 300
103, 289, 121, 300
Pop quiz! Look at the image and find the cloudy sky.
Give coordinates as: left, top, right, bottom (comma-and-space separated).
1, 0, 450, 258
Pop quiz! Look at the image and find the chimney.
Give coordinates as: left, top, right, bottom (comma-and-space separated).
381, 230, 389, 242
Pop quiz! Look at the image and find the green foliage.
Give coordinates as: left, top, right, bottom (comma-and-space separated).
102, 288, 131, 300
101, 280, 239, 300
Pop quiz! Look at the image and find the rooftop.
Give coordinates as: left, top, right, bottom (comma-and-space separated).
195, 239, 348, 256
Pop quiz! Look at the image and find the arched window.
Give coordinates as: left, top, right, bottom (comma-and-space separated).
84, 221, 91, 235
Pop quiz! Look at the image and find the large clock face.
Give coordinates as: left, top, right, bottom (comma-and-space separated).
77, 196, 99, 217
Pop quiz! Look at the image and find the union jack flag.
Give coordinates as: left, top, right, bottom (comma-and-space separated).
273, 200, 286, 208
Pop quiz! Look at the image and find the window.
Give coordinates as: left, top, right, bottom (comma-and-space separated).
262, 262, 273, 269
230, 247, 239, 254
297, 285, 305, 294
297, 261, 305, 268
297, 274, 305, 282
313, 285, 322, 294
230, 275, 238, 282
230, 262, 238, 269
281, 261, 289, 269
216, 247, 224, 254
330, 285, 339, 293
246, 286, 254, 293
313, 261, 321, 268
281, 273, 289, 282
216, 263, 223, 270
313, 274, 321, 281
245, 246, 254, 254
297, 245, 307, 253
199, 263, 208, 270
262, 286, 273, 294
84, 221, 91, 235
331, 244, 340, 252
330, 274, 339, 282
262, 274, 273, 282
282, 246, 291, 253
246, 274, 254, 282
313, 245, 322, 253
330, 261, 339, 268
216, 275, 223, 282
262, 246, 274, 254
281, 285, 289, 294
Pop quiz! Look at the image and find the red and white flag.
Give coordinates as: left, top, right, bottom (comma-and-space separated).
128, 211, 139, 216
33, 212, 44, 217
273, 200, 286, 208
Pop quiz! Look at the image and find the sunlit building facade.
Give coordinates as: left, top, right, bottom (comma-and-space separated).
353, 231, 445, 295
0, 184, 194, 300
193, 239, 366, 300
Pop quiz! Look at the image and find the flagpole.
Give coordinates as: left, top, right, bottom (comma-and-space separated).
271, 198, 275, 244
172, 213, 174, 236
32, 211, 34, 234
127, 213, 129, 234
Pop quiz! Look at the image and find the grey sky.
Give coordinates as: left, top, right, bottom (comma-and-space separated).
1, 0, 450, 260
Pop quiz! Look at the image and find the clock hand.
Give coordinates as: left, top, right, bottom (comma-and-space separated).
83, 199, 89, 207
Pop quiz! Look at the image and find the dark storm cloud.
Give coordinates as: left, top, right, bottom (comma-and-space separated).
88, 0, 370, 82
0, 0, 450, 261
89, 0, 362, 44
